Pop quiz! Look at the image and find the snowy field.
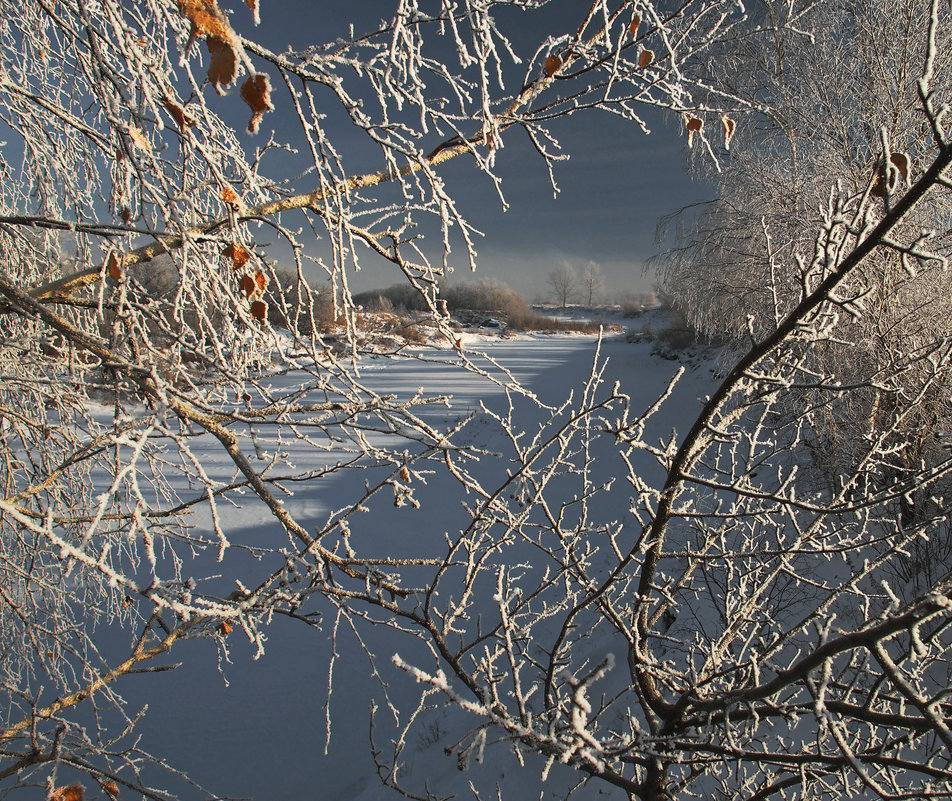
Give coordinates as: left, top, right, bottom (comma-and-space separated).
102, 319, 717, 801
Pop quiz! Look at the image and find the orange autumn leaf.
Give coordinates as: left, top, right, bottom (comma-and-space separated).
222, 242, 250, 270
219, 620, 233, 635
629, 15, 641, 37
106, 252, 123, 281
399, 466, 411, 482
102, 781, 119, 800
206, 35, 238, 90
162, 94, 196, 130
638, 49, 653, 68
239, 273, 257, 299
220, 184, 242, 207
49, 785, 84, 801
240, 73, 273, 134
250, 300, 268, 321
544, 55, 562, 77
254, 269, 267, 294
177, 0, 242, 94
177, 0, 233, 42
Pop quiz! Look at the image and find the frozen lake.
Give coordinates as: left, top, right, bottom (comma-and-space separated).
84, 329, 715, 801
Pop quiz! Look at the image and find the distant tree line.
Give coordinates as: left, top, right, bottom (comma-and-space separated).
354, 279, 604, 331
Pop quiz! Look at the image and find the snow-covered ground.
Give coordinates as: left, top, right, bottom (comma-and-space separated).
103, 319, 717, 801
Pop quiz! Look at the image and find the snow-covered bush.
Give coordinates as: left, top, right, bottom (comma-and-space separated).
658, 0, 952, 508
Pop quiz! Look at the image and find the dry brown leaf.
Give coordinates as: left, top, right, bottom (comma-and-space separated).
685, 116, 703, 147
544, 55, 562, 77
890, 152, 910, 182
162, 94, 196, 130
250, 300, 268, 321
240, 73, 273, 134
222, 242, 250, 270
177, 0, 233, 42
177, 0, 241, 90
721, 114, 736, 149
102, 781, 120, 800
870, 153, 910, 198
254, 270, 267, 294
629, 15, 641, 38
220, 185, 242, 208
245, 0, 260, 24
49, 785, 84, 801
219, 620, 233, 635
399, 466, 411, 482
239, 274, 256, 299
105, 252, 123, 281
127, 125, 151, 153
638, 49, 653, 68
206, 36, 238, 90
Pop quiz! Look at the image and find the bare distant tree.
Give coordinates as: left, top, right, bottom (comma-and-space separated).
580, 260, 604, 306
548, 263, 578, 308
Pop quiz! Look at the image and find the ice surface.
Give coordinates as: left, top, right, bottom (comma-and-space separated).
105, 325, 715, 801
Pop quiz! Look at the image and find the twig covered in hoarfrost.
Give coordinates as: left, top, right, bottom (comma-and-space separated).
4, 0, 952, 799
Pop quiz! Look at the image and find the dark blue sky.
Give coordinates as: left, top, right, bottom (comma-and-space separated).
433, 106, 707, 300
233, 1, 710, 300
